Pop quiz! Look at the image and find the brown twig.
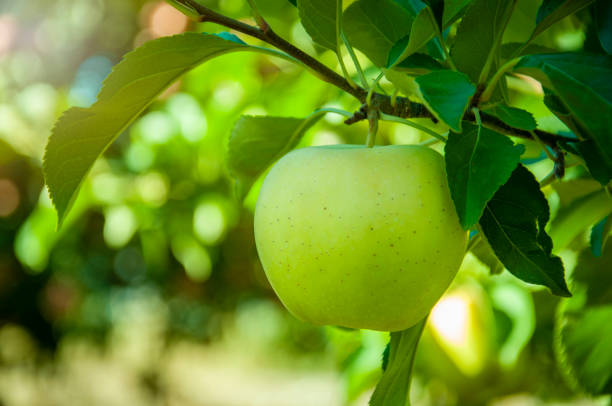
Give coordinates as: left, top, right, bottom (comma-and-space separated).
173, 0, 572, 151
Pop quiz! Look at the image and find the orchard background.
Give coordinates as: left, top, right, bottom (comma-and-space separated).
0, 0, 611, 405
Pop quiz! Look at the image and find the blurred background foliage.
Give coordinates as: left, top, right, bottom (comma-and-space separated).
0, 0, 610, 405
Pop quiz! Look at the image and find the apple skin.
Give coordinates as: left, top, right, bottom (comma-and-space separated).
254, 144, 467, 331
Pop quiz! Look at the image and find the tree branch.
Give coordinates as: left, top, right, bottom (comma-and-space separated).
173, 0, 572, 151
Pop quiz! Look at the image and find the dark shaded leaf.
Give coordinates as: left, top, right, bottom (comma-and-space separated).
394, 53, 445, 73
442, 0, 472, 28
445, 122, 524, 229
483, 105, 537, 131
450, 0, 515, 82
590, 215, 612, 257
516, 53, 612, 185
594, 0, 612, 54
534, 0, 596, 39
479, 165, 571, 297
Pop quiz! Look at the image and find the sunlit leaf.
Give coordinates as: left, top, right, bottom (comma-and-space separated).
343, 0, 413, 66
479, 165, 571, 297
445, 122, 524, 229
44, 33, 289, 225
415, 70, 475, 132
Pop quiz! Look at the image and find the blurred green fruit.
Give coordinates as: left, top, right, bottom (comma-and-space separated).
254, 145, 467, 331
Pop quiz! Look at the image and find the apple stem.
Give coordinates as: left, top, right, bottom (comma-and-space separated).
367, 107, 380, 148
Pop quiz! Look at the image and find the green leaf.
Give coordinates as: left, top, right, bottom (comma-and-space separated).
483, 105, 537, 131
556, 246, 612, 395
415, 70, 476, 132
590, 215, 612, 257
533, 0, 596, 40
594, 0, 612, 54
387, 6, 438, 67
500, 42, 557, 59
549, 188, 612, 250
515, 53, 612, 185
369, 318, 427, 406
445, 122, 524, 229
227, 114, 324, 195
450, 0, 515, 83
574, 139, 612, 185
470, 235, 505, 274
43, 33, 278, 225
298, 0, 337, 50
442, 0, 472, 28
343, 0, 414, 66
394, 53, 445, 73
479, 165, 571, 297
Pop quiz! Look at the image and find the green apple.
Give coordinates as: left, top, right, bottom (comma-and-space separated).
254, 145, 466, 331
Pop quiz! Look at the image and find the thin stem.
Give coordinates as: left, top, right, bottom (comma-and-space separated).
245, 0, 267, 30
367, 72, 385, 106
335, 0, 357, 89
313, 107, 354, 117
380, 113, 448, 143
472, 107, 482, 127
366, 107, 380, 148
418, 138, 441, 147
477, 0, 517, 85
341, 33, 368, 89
172, 0, 573, 153
427, 7, 457, 71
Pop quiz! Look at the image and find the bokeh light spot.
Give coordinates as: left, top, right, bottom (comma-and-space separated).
193, 201, 226, 245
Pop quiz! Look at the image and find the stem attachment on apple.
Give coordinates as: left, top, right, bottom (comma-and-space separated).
367, 107, 380, 148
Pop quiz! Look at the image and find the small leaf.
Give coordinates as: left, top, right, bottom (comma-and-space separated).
387, 6, 438, 67
479, 165, 571, 297
298, 0, 337, 50
394, 53, 445, 73
43, 33, 265, 225
594, 0, 612, 54
483, 105, 537, 131
590, 215, 612, 257
450, 0, 515, 82
369, 318, 427, 406
415, 70, 476, 132
227, 114, 324, 194
442, 0, 472, 28
556, 246, 612, 395
343, 0, 413, 67
515, 53, 612, 185
533, 0, 596, 40
445, 122, 524, 229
